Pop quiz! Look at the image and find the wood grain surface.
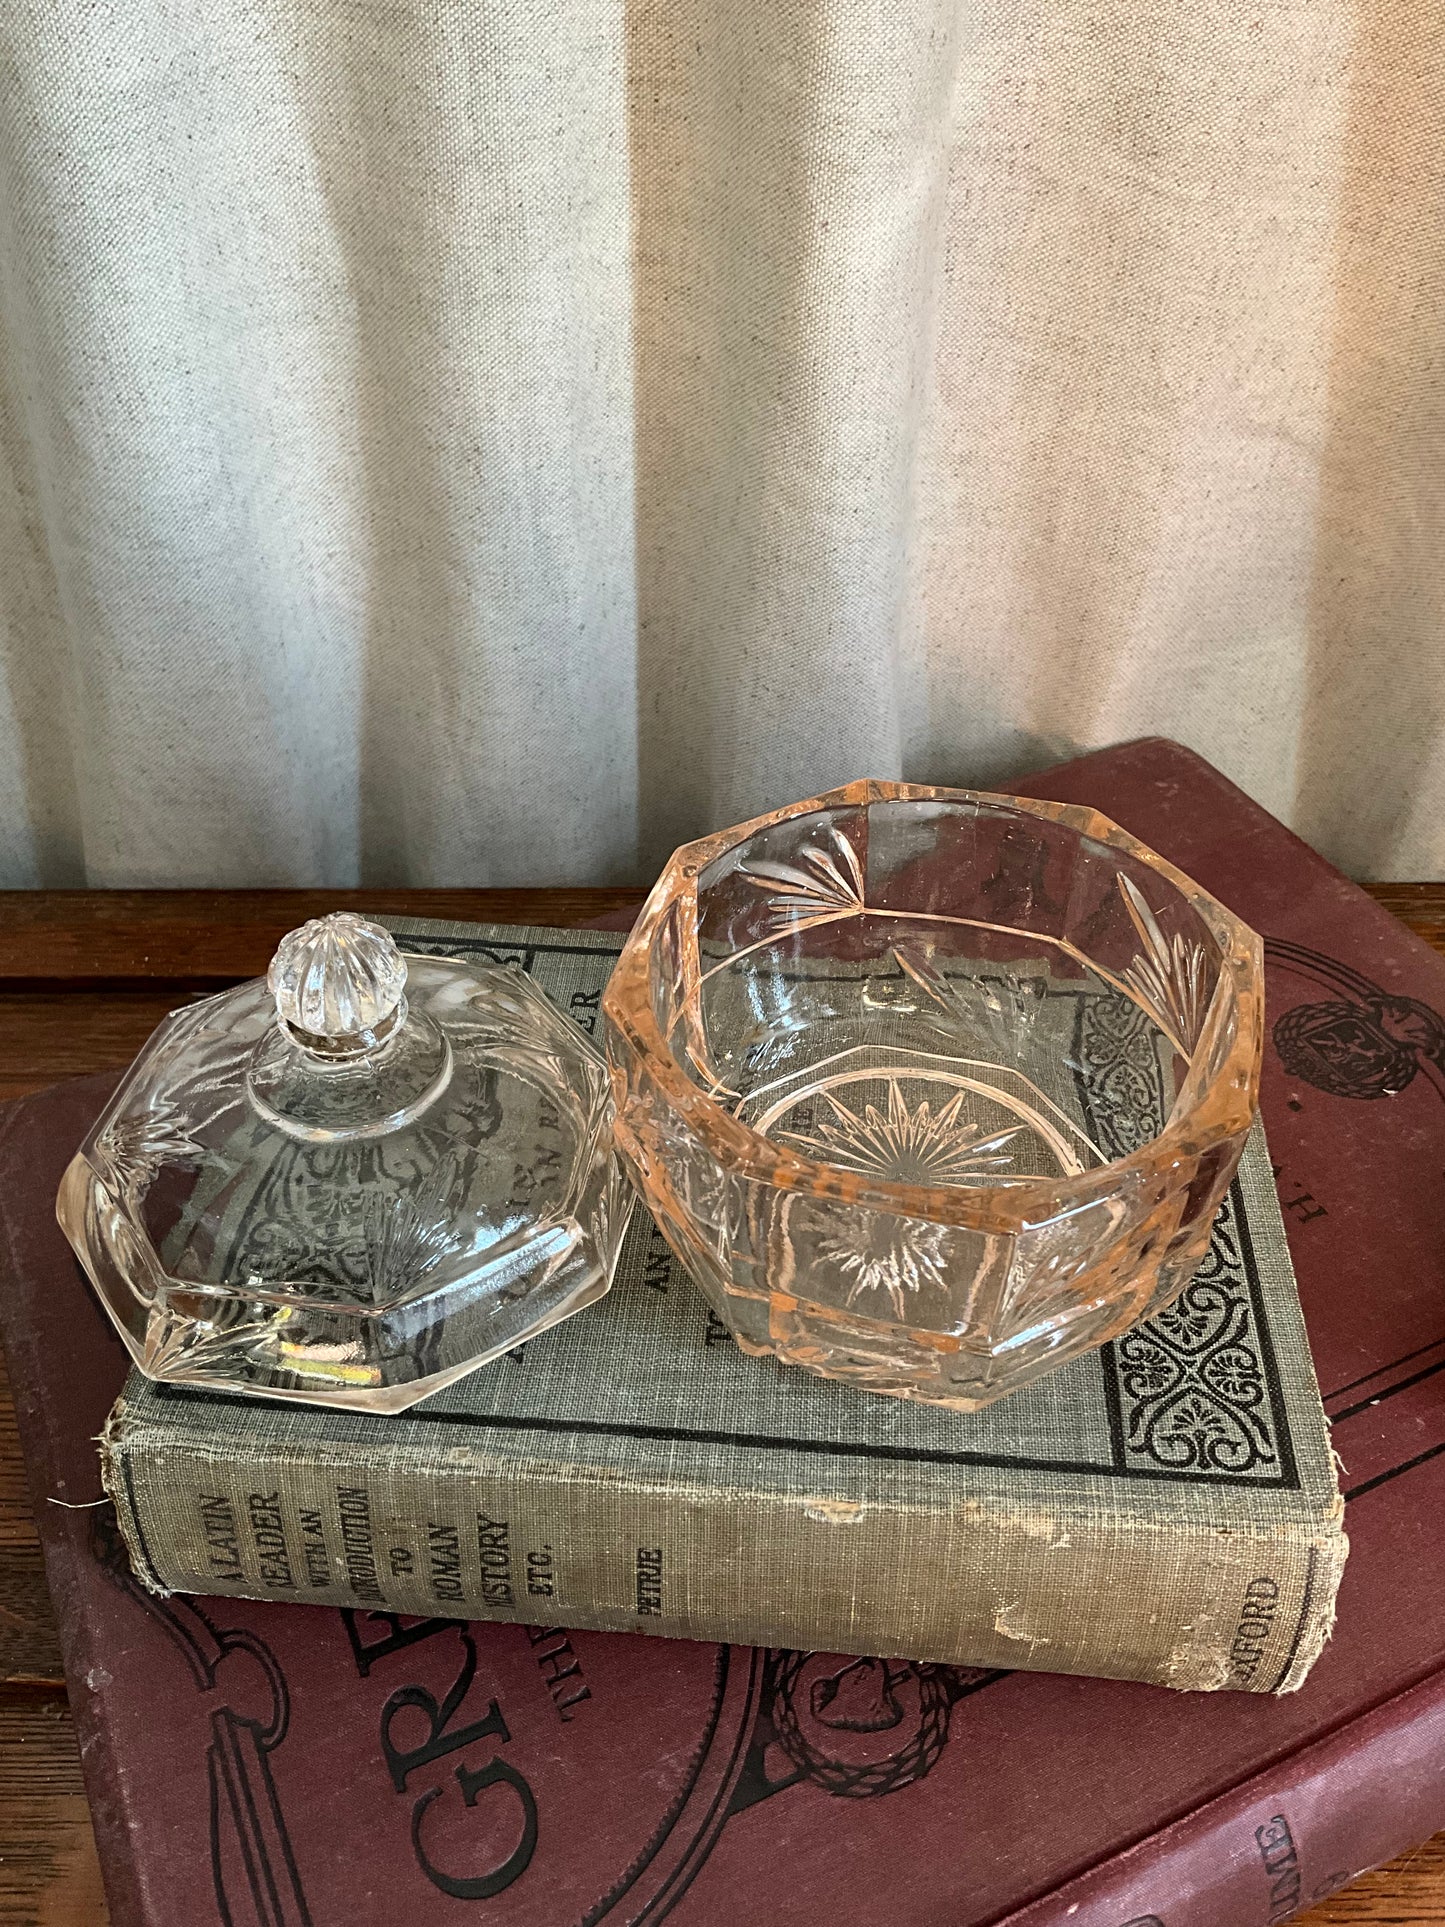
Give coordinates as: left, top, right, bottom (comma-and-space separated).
0, 884, 1439, 1927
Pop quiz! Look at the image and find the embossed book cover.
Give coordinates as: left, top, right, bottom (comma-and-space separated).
100, 921, 1343, 1695
3, 739, 1445, 1927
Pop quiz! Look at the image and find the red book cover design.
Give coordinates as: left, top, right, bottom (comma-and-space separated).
2, 738, 1444, 1927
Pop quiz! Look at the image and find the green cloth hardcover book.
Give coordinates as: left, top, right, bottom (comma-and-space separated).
102, 921, 1346, 1693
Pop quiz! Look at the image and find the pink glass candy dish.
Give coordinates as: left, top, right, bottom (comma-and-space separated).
603, 782, 1263, 1411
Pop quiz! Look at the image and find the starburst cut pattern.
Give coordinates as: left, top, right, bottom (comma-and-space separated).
1117, 871, 1210, 1058
736, 825, 866, 930
818, 1217, 954, 1320
782, 1079, 1026, 1187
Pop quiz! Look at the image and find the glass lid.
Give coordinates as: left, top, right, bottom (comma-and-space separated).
59, 914, 631, 1411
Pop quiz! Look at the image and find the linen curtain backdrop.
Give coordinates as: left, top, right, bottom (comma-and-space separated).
0, 2, 1441, 887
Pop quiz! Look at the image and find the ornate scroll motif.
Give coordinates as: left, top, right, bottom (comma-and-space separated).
1265, 938, 1445, 1102
1070, 994, 1161, 1156
1074, 995, 1286, 1483
92, 1508, 312, 1927
1112, 1209, 1276, 1474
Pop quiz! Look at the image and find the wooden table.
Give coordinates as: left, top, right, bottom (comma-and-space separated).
3, 886, 1444, 1927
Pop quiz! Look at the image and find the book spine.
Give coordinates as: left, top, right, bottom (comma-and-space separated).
1007, 1664, 1445, 1926
100, 1407, 1345, 1695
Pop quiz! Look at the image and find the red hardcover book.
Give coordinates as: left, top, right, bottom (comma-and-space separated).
2, 737, 1443, 1927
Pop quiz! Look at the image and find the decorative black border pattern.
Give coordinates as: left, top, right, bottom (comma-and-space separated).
1073, 994, 1296, 1489
1099, 1179, 1296, 1486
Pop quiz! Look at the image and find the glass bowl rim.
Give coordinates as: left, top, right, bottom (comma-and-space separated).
602, 780, 1263, 1235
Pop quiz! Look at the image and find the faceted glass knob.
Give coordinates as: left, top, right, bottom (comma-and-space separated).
267, 913, 407, 1054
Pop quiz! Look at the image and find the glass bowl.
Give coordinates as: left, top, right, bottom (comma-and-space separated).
602, 782, 1263, 1410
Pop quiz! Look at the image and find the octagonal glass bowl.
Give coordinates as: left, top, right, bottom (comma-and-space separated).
603, 782, 1263, 1411
57, 914, 632, 1412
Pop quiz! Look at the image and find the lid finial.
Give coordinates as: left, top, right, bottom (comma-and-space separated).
268, 913, 407, 1054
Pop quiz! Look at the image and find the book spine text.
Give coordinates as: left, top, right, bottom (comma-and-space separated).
101, 1414, 1345, 1694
